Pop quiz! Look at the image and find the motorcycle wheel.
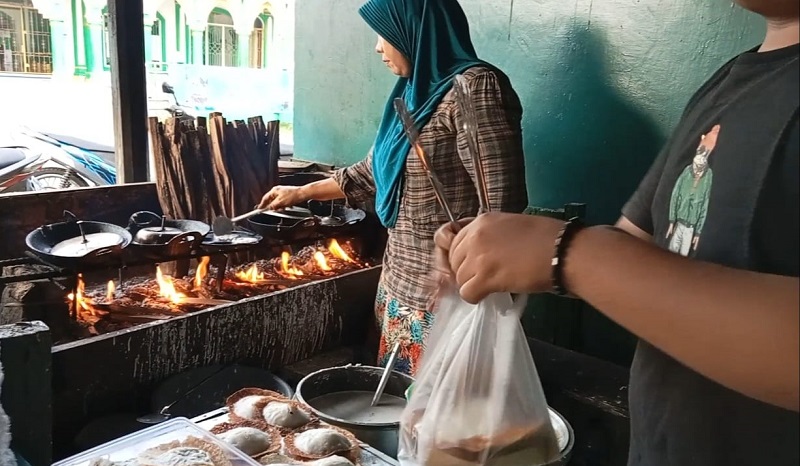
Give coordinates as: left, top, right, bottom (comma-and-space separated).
32, 167, 90, 190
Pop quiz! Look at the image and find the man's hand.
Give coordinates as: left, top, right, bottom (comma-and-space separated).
258, 186, 304, 210
692, 235, 700, 250
700, 124, 721, 152
434, 213, 563, 303
430, 218, 473, 293
666, 223, 674, 238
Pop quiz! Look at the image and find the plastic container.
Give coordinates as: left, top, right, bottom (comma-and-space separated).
53, 417, 261, 466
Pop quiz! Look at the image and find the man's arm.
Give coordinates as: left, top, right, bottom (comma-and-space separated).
615, 216, 652, 242
566, 218, 799, 412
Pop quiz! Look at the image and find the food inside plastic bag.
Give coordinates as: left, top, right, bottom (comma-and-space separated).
398, 290, 559, 466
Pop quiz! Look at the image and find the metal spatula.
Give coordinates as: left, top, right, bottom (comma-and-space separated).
212, 206, 313, 236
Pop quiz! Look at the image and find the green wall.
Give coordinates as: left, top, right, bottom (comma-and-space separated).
293, 0, 764, 364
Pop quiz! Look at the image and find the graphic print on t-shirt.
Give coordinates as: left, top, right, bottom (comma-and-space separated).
666, 124, 720, 256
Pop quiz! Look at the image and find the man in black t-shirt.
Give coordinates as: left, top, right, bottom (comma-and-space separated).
433, 0, 799, 464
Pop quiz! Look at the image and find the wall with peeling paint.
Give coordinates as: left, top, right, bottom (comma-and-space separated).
292, 0, 764, 363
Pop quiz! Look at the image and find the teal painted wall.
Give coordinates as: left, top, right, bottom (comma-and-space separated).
293, 0, 764, 364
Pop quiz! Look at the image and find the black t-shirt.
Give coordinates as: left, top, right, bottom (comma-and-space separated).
622, 43, 799, 466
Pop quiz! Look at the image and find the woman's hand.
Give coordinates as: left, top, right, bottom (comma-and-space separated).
258, 185, 305, 210
433, 212, 563, 303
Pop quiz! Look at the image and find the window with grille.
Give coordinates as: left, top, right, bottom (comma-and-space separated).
102, 12, 109, 67
0, 0, 52, 74
250, 17, 264, 68
206, 10, 237, 67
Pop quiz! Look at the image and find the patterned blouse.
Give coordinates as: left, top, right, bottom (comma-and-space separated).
333, 66, 528, 310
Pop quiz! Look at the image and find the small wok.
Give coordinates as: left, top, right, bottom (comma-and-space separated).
247, 211, 318, 243
306, 200, 366, 233
201, 228, 263, 253
26, 210, 132, 269
127, 211, 209, 259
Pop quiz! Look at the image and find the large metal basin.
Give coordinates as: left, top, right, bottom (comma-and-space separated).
295, 365, 412, 459
295, 364, 575, 465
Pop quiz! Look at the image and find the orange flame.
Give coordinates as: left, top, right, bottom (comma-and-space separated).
236, 264, 266, 283
156, 265, 186, 304
313, 251, 332, 271
194, 256, 210, 289
280, 251, 304, 278
106, 280, 116, 302
328, 239, 354, 263
67, 274, 103, 323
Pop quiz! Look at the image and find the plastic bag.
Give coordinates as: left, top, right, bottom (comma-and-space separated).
398, 290, 559, 466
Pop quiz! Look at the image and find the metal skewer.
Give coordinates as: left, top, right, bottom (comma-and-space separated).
453, 74, 491, 214
393, 98, 461, 231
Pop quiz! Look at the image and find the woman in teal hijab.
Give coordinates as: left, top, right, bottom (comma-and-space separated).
260, 0, 528, 375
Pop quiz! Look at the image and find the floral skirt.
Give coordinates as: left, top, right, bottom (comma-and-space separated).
375, 281, 434, 377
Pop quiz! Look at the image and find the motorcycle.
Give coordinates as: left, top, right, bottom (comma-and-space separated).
0, 146, 46, 193
161, 82, 196, 123
0, 128, 116, 193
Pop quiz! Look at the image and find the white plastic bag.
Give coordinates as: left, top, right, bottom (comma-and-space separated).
398, 290, 559, 466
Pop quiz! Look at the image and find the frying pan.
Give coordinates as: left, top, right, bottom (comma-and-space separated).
247, 212, 318, 243
200, 229, 263, 253
25, 210, 132, 269
306, 200, 366, 235
127, 211, 209, 260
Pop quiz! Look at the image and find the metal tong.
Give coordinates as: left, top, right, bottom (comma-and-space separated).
393, 98, 461, 231
452, 74, 491, 214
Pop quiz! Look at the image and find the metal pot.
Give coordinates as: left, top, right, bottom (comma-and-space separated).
127, 211, 210, 260
295, 365, 413, 459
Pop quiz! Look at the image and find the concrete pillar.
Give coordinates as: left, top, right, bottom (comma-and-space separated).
47, 19, 69, 76
191, 28, 205, 65
143, 15, 154, 68
265, 15, 275, 69
236, 29, 251, 68
144, 24, 154, 66
84, 7, 104, 76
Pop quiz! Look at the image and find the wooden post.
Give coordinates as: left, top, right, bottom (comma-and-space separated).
107, 0, 150, 183
0, 321, 52, 466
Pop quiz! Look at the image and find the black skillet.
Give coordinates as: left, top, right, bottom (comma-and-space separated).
306, 200, 367, 235
200, 228, 263, 254
127, 211, 209, 260
247, 209, 318, 243
25, 210, 132, 269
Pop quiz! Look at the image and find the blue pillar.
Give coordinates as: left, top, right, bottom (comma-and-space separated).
48, 19, 68, 76
88, 21, 104, 75
191, 29, 204, 65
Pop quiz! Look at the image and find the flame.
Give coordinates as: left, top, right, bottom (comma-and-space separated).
106, 280, 116, 302
194, 256, 210, 289
280, 251, 304, 278
328, 239, 354, 263
67, 274, 103, 323
313, 251, 332, 272
236, 264, 266, 283
156, 265, 186, 304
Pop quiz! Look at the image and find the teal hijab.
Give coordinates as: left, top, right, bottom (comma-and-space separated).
359, 0, 489, 228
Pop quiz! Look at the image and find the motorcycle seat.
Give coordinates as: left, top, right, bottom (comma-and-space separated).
0, 147, 26, 170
